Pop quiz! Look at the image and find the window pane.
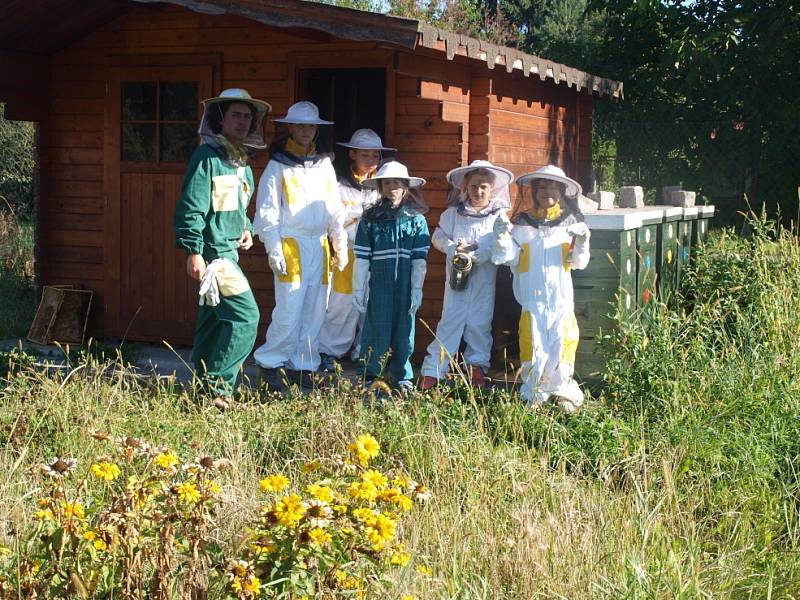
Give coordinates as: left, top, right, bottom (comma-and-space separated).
121, 82, 157, 121
122, 123, 156, 162
160, 124, 198, 162
160, 82, 198, 121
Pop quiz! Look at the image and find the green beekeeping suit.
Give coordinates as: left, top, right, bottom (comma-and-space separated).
174, 142, 260, 397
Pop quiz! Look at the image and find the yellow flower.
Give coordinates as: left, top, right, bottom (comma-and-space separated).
155, 451, 180, 470
203, 479, 221, 496
91, 461, 121, 481
231, 575, 261, 596
259, 474, 290, 493
93, 539, 107, 551
401, 596, 419, 600
61, 501, 85, 520
378, 488, 414, 512
274, 494, 306, 528
352, 507, 378, 525
362, 469, 388, 489
250, 536, 276, 555
306, 499, 333, 528
365, 513, 396, 550
332, 503, 348, 514
175, 481, 201, 504
82, 530, 97, 542
306, 483, 334, 503
307, 527, 332, 546
390, 551, 411, 566
392, 474, 412, 489
415, 564, 433, 576
301, 459, 321, 473
35, 509, 54, 521
347, 481, 378, 502
37, 498, 51, 507
348, 433, 380, 466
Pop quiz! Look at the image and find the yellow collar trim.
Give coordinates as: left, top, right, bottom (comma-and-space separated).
531, 203, 563, 220
352, 168, 375, 183
287, 137, 315, 157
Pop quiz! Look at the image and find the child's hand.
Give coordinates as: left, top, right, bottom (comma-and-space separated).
493, 215, 511, 235
567, 223, 590, 240
409, 289, 423, 315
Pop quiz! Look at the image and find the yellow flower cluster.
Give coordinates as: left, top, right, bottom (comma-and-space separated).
273, 494, 306, 528
259, 474, 290, 493
348, 433, 380, 466
90, 461, 121, 482
174, 481, 201, 504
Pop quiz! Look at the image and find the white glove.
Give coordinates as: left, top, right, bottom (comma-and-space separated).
408, 259, 427, 316
268, 249, 287, 276
352, 258, 370, 314
567, 222, 590, 240
493, 214, 511, 235
198, 258, 225, 306
445, 242, 458, 262
334, 246, 349, 272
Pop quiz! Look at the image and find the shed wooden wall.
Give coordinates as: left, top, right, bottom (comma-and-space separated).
37, 3, 594, 354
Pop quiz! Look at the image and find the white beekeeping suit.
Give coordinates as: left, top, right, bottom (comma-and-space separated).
318, 129, 392, 363
492, 165, 590, 411
253, 102, 347, 374
420, 161, 514, 386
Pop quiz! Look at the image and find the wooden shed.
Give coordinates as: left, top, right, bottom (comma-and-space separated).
0, 0, 622, 354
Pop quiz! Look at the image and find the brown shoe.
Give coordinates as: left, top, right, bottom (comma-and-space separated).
212, 396, 233, 411
469, 366, 487, 389
419, 375, 438, 390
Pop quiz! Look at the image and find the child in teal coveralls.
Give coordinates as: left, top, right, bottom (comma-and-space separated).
352, 161, 430, 393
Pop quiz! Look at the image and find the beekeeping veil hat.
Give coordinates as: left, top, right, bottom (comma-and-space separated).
445, 160, 514, 211
362, 160, 428, 214
199, 88, 271, 149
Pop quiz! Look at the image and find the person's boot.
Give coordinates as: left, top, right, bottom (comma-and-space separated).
418, 375, 438, 390
259, 366, 288, 392
469, 366, 487, 389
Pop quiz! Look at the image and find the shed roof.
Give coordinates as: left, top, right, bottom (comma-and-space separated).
0, 0, 623, 99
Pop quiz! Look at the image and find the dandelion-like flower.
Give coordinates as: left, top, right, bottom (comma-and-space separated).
390, 550, 411, 566
349, 433, 380, 466
348, 481, 378, 502
259, 474, 290, 494
34, 509, 54, 521
249, 535, 276, 555
60, 501, 85, 520
273, 494, 306, 528
415, 564, 433, 577
301, 459, 321, 473
174, 481, 201, 504
305, 499, 333, 528
91, 461, 121, 481
352, 507, 378, 525
42, 457, 77, 479
154, 451, 180, 470
365, 512, 396, 550
307, 527, 332, 546
378, 488, 414, 512
362, 469, 388, 489
306, 483, 334, 503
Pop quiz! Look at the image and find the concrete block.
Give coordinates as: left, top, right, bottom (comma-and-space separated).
588, 191, 615, 210
619, 186, 644, 208
670, 190, 696, 207
662, 185, 682, 203
578, 194, 599, 212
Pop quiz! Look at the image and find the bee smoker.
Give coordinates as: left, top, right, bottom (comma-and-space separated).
450, 242, 477, 291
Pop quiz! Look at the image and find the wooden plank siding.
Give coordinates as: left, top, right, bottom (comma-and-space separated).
37, 2, 594, 354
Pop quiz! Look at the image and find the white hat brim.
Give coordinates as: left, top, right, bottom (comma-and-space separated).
362, 175, 426, 189
516, 172, 582, 197
202, 96, 272, 114
273, 116, 333, 125
447, 164, 514, 188
336, 142, 396, 151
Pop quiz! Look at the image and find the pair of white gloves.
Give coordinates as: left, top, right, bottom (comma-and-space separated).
267, 243, 349, 276
350, 258, 427, 317
492, 214, 590, 241
198, 258, 230, 307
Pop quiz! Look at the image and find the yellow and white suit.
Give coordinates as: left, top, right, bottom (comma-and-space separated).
253, 141, 347, 372
318, 171, 378, 359
492, 208, 590, 406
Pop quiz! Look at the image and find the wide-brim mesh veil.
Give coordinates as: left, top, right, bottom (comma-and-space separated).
447, 185, 511, 212
399, 186, 429, 215
511, 180, 582, 221
198, 101, 269, 149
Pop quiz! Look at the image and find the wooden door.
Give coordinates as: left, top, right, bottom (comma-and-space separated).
105, 66, 213, 343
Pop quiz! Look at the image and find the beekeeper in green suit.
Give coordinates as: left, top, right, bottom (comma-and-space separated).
174, 88, 271, 407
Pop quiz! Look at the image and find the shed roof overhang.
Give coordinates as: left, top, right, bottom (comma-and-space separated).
0, 0, 622, 120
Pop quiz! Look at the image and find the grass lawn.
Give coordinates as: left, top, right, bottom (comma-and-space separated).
0, 211, 798, 598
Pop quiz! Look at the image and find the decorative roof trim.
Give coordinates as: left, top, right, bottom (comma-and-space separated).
417, 23, 623, 99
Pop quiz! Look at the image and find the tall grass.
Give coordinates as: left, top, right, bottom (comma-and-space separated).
0, 209, 34, 339
1, 212, 799, 597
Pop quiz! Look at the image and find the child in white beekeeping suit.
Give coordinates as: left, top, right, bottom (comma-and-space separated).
318, 129, 393, 372
418, 160, 514, 390
492, 165, 590, 412
253, 101, 348, 391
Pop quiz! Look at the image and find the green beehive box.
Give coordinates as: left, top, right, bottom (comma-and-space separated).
677, 206, 699, 288
693, 205, 715, 247
634, 210, 666, 307
655, 206, 683, 306
573, 209, 651, 380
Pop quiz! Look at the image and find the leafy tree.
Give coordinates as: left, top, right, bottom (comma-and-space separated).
0, 103, 35, 215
